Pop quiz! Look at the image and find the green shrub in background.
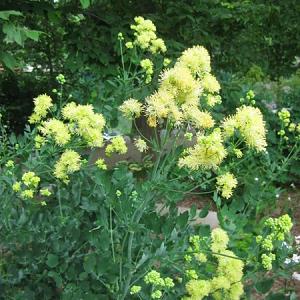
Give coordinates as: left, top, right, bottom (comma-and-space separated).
0, 17, 299, 299
1, 0, 300, 133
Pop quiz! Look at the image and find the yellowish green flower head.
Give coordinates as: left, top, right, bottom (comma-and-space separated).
163, 58, 171, 67
95, 158, 107, 170
210, 276, 230, 291
40, 188, 51, 197
206, 94, 222, 107
119, 98, 143, 119
164, 277, 175, 288
145, 89, 177, 125
56, 74, 66, 85
62, 102, 105, 147
160, 65, 201, 106
21, 189, 34, 199
222, 116, 237, 138
22, 171, 40, 188
105, 136, 127, 157
235, 106, 267, 151
130, 285, 141, 295
29, 94, 53, 124
151, 290, 162, 299
264, 214, 292, 239
140, 58, 154, 83
134, 137, 148, 152
216, 250, 244, 284
34, 135, 46, 149
186, 269, 198, 280
185, 280, 211, 300
233, 148, 243, 158
144, 270, 164, 286
176, 45, 211, 76
12, 181, 21, 192
178, 129, 227, 170
183, 107, 215, 129
278, 108, 290, 127
40, 119, 71, 146
228, 282, 244, 300
54, 149, 82, 183
130, 16, 166, 54
194, 253, 207, 263
201, 73, 221, 94
5, 160, 14, 168
211, 228, 229, 252
216, 172, 238, 199
222, 106, 267, 152
261, 253, 275, 270
125, 41, 133, 49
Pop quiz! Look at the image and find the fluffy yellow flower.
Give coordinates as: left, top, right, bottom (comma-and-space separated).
201, 73, 221, 94
149, 38, 167, 54
21, 189, 34, 199
40, 119, 71, 146
62, 102, 105, 147
40, 188, 51, 196
134, 137, 148, 152
140, 58, 154, 83
160, 65, 201, 106
95, 158, 107, 170
216, 172, 238, 199
54, 150, 82, 183
146, 89, 174, 120
29, 94, 53, 124
185, 280, 211, 300
210, 276, 231, 291
119, 99, 143, 119
229, 282, 244, 300
105, 136, 127, 157
222, 116, 237, 138
130, 16, 167, 54
183, 107, 215, 129
216, 250, 244, 284
206, 94, 222, 107
178, 129, 227, 170
176, 45, 211, 76
22, 171, 40, 188
12, 181, 21, 192
211, 228, 229, 253
234, 106, 267, 151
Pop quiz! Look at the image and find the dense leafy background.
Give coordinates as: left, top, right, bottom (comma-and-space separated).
0, 0, 300, 132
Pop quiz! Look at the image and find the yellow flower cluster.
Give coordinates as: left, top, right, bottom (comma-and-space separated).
130, 16, 167, 54
178, 129, 227, 170
143, 270, 174, 299
105, 136, 127, 157
54, 149, 82, 183
40, 119, 71, 146
256, 214, 293, 270
18, 171, 41, 199
95, 158, 107, 170
144, 44, 221, 128
62, 102, 105, 147
216, 172, 238, 199
184, 228, 244, 300
176, 45, 211, 76
222, 105, 267, 152
140, 58, 154, 83
277, 108, 300, 139
29, 94, 53, 124
119, 98, 143, 119
12, 171, 50, 203
134, 137, 148, 152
